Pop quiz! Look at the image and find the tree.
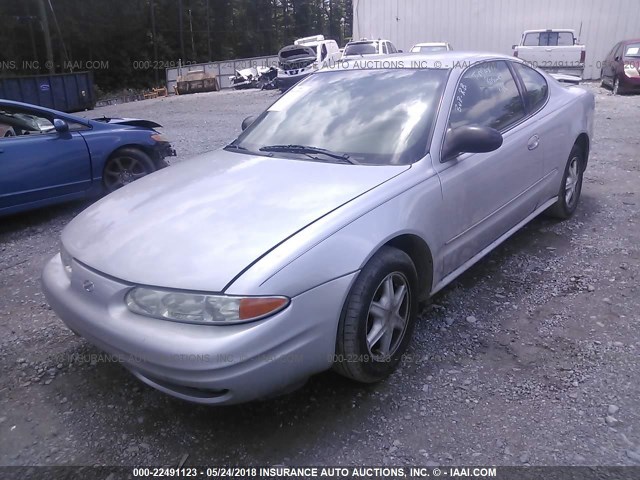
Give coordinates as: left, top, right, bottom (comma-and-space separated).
0, 0, 353, 92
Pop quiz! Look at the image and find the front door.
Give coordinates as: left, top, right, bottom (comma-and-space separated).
434, 60, 544, 276
0, 104, 91, 209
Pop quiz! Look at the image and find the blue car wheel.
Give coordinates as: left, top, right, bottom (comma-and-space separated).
103, 148, 157, 192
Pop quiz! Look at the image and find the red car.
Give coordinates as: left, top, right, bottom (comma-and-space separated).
601, 39, 640, 94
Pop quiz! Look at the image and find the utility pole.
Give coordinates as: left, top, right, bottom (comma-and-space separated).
24, 2, 39, 64
178, 0, 185, 61
47, 0, 69, 65
206, 0, 211, 60
328, 0, 332, 38
150, 0, 159, 84
36, 0, 55, 73
189, 8, 196, 59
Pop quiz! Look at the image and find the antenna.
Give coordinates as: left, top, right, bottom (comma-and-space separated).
578, 21, 583, 42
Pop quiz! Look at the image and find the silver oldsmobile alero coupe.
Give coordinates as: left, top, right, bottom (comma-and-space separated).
43, 52, 595, 404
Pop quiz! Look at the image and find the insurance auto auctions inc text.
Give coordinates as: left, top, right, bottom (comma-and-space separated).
257, 466, 497, 477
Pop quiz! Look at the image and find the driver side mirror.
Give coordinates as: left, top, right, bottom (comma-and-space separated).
442, 125, 503, 160
241, 115, 257, 131
53, 119, 69, 133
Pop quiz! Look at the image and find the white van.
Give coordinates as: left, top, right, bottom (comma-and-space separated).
277, 35, 340, 91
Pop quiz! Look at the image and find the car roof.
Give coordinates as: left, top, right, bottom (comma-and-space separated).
346, 39, 385, 44
523, 29, 576, 34
329, 51, 516, 69
0, 99, 89, 123
413, 42, 448, 47
622, 38, 640, 44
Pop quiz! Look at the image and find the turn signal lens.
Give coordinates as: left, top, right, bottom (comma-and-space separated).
239, 297, 289, 320
151, 133, 169, 142
60, 244, 73, 278
624, 64, 639, 78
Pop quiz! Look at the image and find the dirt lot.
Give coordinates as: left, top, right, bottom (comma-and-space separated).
1, 84, 639, 468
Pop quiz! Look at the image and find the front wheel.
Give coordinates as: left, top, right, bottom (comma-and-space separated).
334, 246, 419, 383
103, 148, 157, 192
613, 77, 620, 95
546, 144, 584, 219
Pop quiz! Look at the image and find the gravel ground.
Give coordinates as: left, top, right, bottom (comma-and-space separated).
1, 84, 639, 468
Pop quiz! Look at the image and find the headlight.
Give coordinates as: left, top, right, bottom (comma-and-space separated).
151, 133, 169, 142
60, 244, 73, 278
624, 64, 639, 78
125, 287, 289, 325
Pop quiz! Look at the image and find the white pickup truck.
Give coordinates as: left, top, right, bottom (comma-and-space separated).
513, 29, 586, 82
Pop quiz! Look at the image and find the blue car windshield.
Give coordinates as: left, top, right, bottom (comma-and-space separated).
230, 68, 449, 165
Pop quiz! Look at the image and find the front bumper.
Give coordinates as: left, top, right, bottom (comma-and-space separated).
153, 141, 177, 160
619, 74, 640, 92
42, 255, 355, 405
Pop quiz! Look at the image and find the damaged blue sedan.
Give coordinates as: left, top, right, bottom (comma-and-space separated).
0, 99, 175, 217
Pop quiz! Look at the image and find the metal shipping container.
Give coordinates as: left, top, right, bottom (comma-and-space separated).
0, 71, 95, 112
353, 0, 640, 80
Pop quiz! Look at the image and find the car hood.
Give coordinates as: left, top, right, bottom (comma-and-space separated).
91, 117, 162, 129
62, 150, 408, 292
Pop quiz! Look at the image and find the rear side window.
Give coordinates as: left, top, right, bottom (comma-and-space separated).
512, 63, 548, 112
449, 61, 525, 132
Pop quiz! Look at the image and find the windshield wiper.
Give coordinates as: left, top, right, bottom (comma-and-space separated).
259, 144, 359, 164
224, 144, 250, 152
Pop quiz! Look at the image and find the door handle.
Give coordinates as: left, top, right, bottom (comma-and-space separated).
527, 135, 540, 151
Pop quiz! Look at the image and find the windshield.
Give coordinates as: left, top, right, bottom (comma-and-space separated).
412, 45, 448, 53
230, 68, 448, 165
625, 43, 640, 57
344, 42, 378, 56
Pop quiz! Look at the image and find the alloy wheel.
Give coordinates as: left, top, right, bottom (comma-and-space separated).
104, 156, 151, 191
565, 155, 581, 208
365, 272, 410, 360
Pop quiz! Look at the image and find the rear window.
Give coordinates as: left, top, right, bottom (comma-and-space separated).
625, 43, 640, 57
523, 31, 575, 47
344, 42, 378, 56
412, 45, 448, 53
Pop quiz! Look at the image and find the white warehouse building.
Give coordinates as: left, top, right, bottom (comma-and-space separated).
352, 0, 640, 79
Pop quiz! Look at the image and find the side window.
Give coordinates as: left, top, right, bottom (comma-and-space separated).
68, 121, 90, 132
382, 42, 388, 54
449, 61, 525, 132
0, 107, 54, 139
320, 43, 328, 61
388, 42, 397, 53
512, 62, 548, 112
557, 32, 575, 46
523, 33, 540, 46
615, 43, 624, 59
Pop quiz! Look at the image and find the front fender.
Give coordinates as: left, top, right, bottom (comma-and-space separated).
225, 161, 444, 298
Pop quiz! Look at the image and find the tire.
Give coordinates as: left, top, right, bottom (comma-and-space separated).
334, 246, 419, 383
613, 77, 620, 95
600, 71, 606, 88
102, 148, 157, 192
546, 144, 584, 219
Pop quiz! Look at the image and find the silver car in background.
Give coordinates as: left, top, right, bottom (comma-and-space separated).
43, 52, 595, 405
